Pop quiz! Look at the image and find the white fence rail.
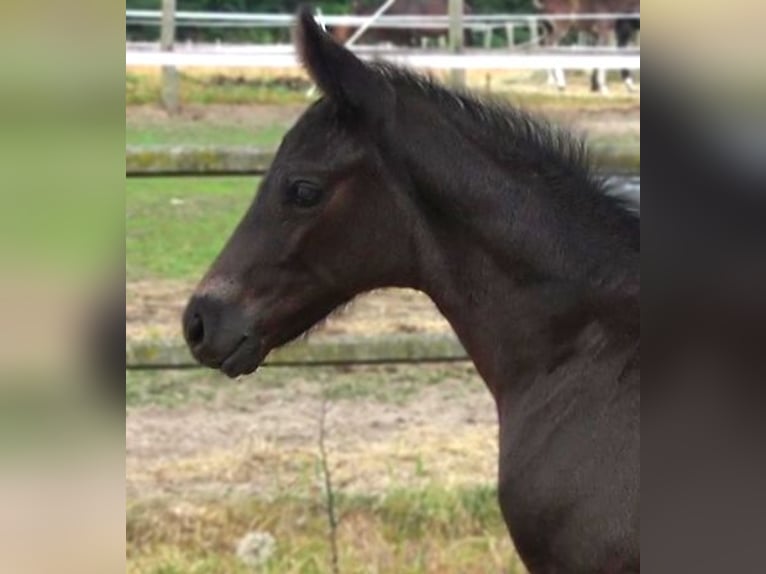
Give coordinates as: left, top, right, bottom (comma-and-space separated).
126, 45, 639, 70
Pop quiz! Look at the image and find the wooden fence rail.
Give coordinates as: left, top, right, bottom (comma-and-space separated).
126, 145, 639, 177
127, 334, 468, 370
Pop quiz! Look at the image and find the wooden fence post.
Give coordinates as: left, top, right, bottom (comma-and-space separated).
448, 0, 465, 87
161, 0, 180, 114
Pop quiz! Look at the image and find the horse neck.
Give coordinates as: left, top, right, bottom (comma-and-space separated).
391, 93, 639, 396
415, 223, 638, 399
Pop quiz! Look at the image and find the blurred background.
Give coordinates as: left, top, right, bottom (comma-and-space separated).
125, 1, 638, 572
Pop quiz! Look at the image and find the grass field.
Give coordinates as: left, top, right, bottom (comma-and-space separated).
126, 363, 523, 573
128, 485, 521, 574
126, 177, 256, 281
126, 107, 638, 153
126, 67, 639, 110
127, 361, 468, 409
127, 121, 288, 148
126, 71, 639, 176
127, 70, 313, 107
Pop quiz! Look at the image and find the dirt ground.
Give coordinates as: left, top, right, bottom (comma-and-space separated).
126, 281, 478, 504
127, 365, 497, 500
126, 102, 308, 129
127, 281, 491, 503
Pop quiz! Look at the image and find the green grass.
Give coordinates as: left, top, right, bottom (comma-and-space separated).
126, 177, 257, 281
127, 69, 638, 111
506, 86, 639, 112
127, 72, 312, 106
125, 366, 507, 572
126, 363, 480, 409
126, 121, 288, 148
127, 484, 524, 574
126, 117, 637, 155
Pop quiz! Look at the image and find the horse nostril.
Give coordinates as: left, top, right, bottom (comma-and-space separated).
186, 312, 205, 347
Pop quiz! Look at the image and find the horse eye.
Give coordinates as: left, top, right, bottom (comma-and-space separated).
287, 181, 323, 208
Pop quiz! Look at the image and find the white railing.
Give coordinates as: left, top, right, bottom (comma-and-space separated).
126, 46, 639, 70
126, 10, 640, 30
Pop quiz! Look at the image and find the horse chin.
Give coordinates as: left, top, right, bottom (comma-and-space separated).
226, 296, 348, 377
218, 336, 267, 379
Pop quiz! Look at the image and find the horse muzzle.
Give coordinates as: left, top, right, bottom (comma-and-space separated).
182, 294, 265, 377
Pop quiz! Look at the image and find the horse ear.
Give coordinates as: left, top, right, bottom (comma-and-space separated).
294, 5, 395, 124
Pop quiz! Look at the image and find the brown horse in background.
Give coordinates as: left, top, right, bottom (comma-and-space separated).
332, 0, 473, 47
537, 0, 640, 92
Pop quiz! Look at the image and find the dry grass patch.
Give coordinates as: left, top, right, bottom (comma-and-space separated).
127, 485, 526, 573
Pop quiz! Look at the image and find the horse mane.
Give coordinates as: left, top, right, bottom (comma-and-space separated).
362, 62, 639, 299
371, 62, 639, 230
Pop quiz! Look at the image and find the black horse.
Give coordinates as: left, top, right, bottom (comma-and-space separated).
183, 7, 639, 572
